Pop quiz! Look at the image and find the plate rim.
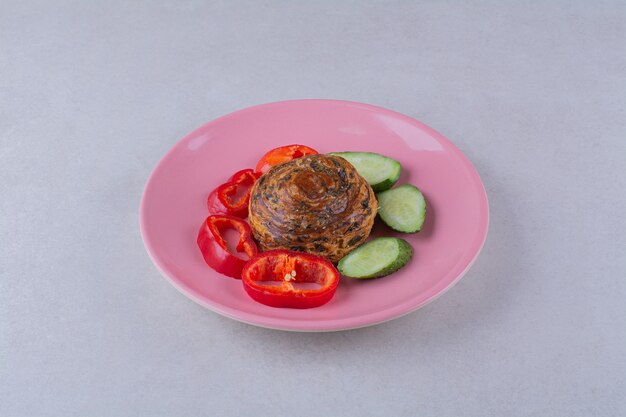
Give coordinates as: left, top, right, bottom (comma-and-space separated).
139, 99, 490, 332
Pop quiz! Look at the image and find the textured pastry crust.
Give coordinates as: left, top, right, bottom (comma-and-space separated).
249, 154, 377, 263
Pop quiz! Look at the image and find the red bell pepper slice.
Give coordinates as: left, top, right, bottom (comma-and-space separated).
242, 250, 340, 308
197, 215, 258, 278
207, 169, 259, 218
255, 144, 318, 175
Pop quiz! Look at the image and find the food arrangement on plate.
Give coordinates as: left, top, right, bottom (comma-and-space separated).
197, 144, 427, 309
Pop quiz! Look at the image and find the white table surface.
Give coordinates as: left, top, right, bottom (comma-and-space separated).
2, 1, 625, 416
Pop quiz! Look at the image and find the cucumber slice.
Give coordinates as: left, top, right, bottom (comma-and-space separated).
377, 184, 426, 233
338, 237, 413, 279
329, 152, 401, 192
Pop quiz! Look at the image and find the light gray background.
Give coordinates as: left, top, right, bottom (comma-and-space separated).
1, 1, 625, 416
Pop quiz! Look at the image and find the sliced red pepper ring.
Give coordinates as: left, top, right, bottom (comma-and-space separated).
255, 145, 318, 175
207, 169, 259, 218
242, 250, 340, 308
197, 215, 258, 279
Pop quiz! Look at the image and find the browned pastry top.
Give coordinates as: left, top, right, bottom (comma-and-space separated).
248, 154, 377, 263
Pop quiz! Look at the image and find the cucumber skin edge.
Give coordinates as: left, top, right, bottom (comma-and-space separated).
370, 167, 401, 192
329, 152, 402, 192
377, 184, 427, 233
338, 238, 414, 279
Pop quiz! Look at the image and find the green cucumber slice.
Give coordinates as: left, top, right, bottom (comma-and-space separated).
377, 184, 426, 233
329, 152, 401, 192
338, 237, 413, 279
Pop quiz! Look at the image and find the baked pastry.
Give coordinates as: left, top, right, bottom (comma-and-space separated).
248, 154, 377, 263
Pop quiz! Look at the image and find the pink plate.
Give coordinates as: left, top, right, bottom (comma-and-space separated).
140, 100, 489, 331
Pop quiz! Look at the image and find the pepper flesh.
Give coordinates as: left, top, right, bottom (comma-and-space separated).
255, 145, 318, 175
207, 169, 259, 218
197, 215, 258, 278
242, 250, 340, 308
